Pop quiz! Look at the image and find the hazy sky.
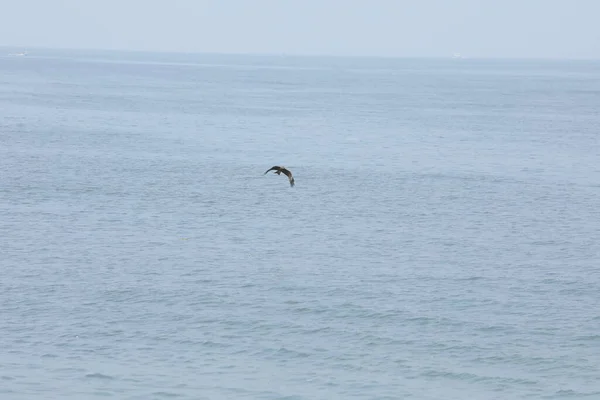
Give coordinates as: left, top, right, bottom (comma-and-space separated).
1, 0, 599, 58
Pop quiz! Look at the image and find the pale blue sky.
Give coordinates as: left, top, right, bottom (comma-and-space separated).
1, 0, 599, 58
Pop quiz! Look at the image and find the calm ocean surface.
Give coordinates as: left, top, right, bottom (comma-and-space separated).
1, 48, 599, 399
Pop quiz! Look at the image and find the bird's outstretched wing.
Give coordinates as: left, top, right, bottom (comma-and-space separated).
264, 166, 281, 175
279, 168, 295, 187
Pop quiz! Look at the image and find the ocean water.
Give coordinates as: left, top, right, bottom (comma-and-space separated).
1, 47, 599, 399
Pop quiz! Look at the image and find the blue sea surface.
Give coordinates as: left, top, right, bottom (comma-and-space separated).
1, 48, 599, 399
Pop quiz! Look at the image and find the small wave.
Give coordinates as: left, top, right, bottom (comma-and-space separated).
553, 389, 600, 398
85, 372, 115, 380
151, 392, 183, 398
575, 334, 600, 341
457, 276, 485, 281
92, 391, 114, 397
422, 370, 538, 385
199, 340, 230, 348
254, 346, 311, 359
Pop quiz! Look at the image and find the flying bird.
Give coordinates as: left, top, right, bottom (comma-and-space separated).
264, 166, 295, 187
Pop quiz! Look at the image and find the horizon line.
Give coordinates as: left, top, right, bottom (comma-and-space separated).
1, 44, 599, 62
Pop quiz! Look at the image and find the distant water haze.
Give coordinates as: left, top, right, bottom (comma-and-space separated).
1, 0, 600, 59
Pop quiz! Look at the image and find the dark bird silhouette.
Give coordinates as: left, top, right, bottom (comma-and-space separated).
264, 166, 295, 187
